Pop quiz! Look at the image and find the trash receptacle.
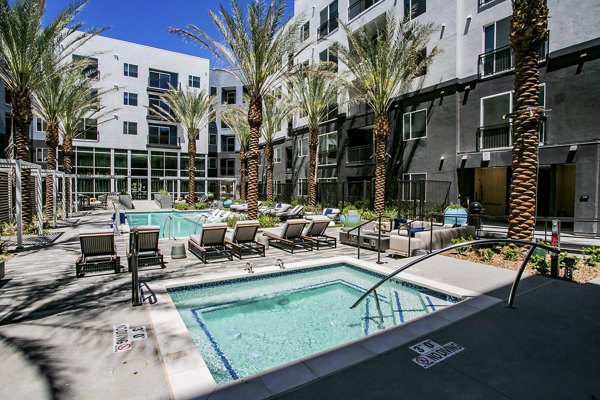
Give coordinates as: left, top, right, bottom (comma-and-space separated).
468, 202, 483, 229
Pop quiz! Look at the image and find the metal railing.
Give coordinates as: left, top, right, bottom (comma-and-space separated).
346, 144, 374, 164
318, 17, 338, 40
318, 150, 337, 166
476, 123, 511, 151
478, 41, 549, 79
130, 228, 142, 307
344, 215, 393, 264
348, 0, 381, 20
350, 239, 560, 311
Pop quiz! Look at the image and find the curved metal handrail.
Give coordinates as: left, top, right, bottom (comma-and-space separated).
344, 215, 393, 263
350, 239, 560, 310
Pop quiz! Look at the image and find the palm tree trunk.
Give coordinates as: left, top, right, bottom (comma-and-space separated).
239, 146, 246, 201
373, 113, 389, 214
45, 122, 59, 220
507, 52, 541, 241
246, 98, 263, 220
188, 139, 197, 208
13, 91, 34, 224
63, 138, 73, 218
307, 127, 318, 206
265, 140, 274, 202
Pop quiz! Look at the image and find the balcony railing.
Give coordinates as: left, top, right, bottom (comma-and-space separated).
348, 0, 381, 20
346, 144, 373, 164
478, 42, 549, 79
476, 121, 545, 151
318, 150, 337, 166
318, 18, 338, 40
148, 77, 178, 90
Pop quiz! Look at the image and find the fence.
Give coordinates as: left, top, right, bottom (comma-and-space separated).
396, 179, 452, 219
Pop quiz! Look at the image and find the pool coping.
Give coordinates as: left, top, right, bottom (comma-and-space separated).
147, 256, 502, 400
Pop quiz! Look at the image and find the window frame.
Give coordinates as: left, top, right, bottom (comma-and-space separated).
208, 157, 217, 170
297, 178, 308, 197
123, 121, 138, 135
402, 109, 427, 140
124, 63, 138, 77
35, 148, 48, 162
404, 0, 426, 20
301, 21, 310, 42
123, 92, 138, 106
274, 147, 281, 163
188, 75, 201, 88
36, 117, 47, 132
297, 137, 308, 157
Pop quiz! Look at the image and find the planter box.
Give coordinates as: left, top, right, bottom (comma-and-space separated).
118, 194, 134, 209
154, 194, 173, 209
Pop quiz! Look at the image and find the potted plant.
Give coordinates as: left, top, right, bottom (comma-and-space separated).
444, 203, 468, 226
222, 198, 234, 208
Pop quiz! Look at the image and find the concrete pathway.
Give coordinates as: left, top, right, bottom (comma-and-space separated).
0, 210, 599, 399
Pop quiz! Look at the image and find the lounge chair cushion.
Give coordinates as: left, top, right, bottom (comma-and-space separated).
324, 208, 332, 215
79, 228, 114, 236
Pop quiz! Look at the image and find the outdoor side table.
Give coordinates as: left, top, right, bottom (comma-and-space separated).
256, 234, 269, 250
171, 243, 187, 259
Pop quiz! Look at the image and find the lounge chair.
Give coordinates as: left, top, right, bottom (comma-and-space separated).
302, 216, 337, 249
76, 229, 120, 277
275, 205, 304, 220
264, 203, 291, 216
225, 220, 265, 259
263, 219, 313, 253
188, 223, 233, 263
127, 225, 164, 271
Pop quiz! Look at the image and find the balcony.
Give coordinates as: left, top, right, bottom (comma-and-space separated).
476, 121, 545, 151
318, 18, 338, 40
346, 144, 373, 164
478, 42, 549, 79
348, 0, 381, 20
148, 71, 179, 91
318, 150, 337, 166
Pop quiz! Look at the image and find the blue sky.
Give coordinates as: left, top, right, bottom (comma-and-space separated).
44, 0, 294, 63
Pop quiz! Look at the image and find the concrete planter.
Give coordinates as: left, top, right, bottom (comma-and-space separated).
118, 194, 134, 209
154, 194, 173, 209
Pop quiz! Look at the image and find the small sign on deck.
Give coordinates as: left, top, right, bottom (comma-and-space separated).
410, 339, 464, 369
113, 324, 148, 353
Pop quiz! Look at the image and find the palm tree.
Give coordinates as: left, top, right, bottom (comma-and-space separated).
0, 0, 99, 223
152, 87, 214, 208
261, 94, 293, 201
288, 63, 339, 206
170, 0, 303, 219
507, 0, 549, 241
220, 106, 250, 200
334, 13, 437, 214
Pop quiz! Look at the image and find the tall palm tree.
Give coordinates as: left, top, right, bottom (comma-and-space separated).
288, 63, 339, 206
507, 0, 549, 241
220, 106, 250, 200
170, 0, 303, 219
152, 87, 214, 208
60, 75, 104, 217
261, 94, 293, 201
334, 13, 437, 214
0, 0, 99, 223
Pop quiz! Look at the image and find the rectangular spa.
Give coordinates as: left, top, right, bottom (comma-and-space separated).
167, 262, 462, 384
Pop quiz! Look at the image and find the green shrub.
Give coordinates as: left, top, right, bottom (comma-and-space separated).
560, 252, 579, 270
354, 199, 370, 211
582, 246, 600, 266
383, 208, 397, 219
529, 254, 549, 274
342, 204, 357, 215
226, 216, 241, 229
159, 189, 169, 196
451, 236, 472, 254
0, 223, 16, 236
478, 247, 495, 262
261, 200, 276, 208
194, 202, 207, 210
259, 215, 280, 228
502, 246, 521, 261
173, 203, 188, 210
360, 209, 377, 221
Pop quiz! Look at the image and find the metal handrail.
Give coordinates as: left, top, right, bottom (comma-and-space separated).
165, 215, 174, 240
194, 214, 208, 234
131, 228, 142, 307
344, 214, 393, 263
350, 239, 560, 310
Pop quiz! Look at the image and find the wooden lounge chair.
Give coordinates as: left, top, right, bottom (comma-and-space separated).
263, 219, 313, 253
275, 205, 304, 220
225, 220, 265, 259
302, 216, 337, 250
188, 223, 233, 263
127, 225, 164, 271
76, 229, 120, 277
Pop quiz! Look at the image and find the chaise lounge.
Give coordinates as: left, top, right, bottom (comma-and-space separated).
76, 229, 120, 277
188, 223, 233, 263
302, 216, 337, 249
263, 219, 313, 253
127, 225, 164, 271
225, 220, 265, 259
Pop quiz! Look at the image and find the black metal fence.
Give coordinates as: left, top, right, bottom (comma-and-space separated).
396, 179, 452, 219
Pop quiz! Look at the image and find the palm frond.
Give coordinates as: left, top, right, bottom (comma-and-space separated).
261, 93, 293, 142
220, 106, 250, 146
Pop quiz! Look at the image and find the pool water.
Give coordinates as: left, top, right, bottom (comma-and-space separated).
168, 263, 461, 384
127, 211, 209, 238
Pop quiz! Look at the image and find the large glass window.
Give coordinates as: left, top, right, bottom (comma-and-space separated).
403, 110, 427, 140
349, 0, 382, 20
404, 0, 426, 20
124, 63, 138, 77
75, 148, 93, 175
148, 124, 178, 147
114, 150, 128, 178
297, 137, 308, 157
220, 158, 235, 176
95, 148, 111, 176
73, 55, 99, 79
221, 87, 237, 105
319, 48, 338, 71
481, 92, 511, 127
131, 150, 148, 177
318, 131, 337, 165
35, 148, 48, 162
297, 178, 308, 196
149, 94, 172, 118
221, 135, 235, 152
319, 1, 338, 39
301, 21, 310, 41
149, 69, 177, 90
75, 118, 98, 141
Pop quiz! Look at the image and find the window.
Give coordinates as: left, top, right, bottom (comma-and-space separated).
209, 133, 218, 146
297, 178, 308, 196
188, 75, 200, 88
403, 109, 427, 140
220, 158, 235, 176
221, 119, 230, 129
36, 117, 47, 132
73, 55, 99, 79
484, 17, 510, 53
481, 17, 511, 76
149, 69, 177, 90
208, 157, 217, 170
318, 131, 337, 165
221, 135, 235, 152
301, 21, 310, 42
479, 91, 512, 150
297, 137, 308, 157
415, 48, 427, 77
75, 118, 98, 141
319, 1, 339, 39
149, 94, 171, 118
221, 87, 237, 105
35, 148, 48, 162
349, 0, 382, 20
210, 86, 217, 96
274, 147, 281, 163
401, 173, 426, 201
123, 121, 138, 135
274, 180, 282, 195
148, 124, 178, 147
404, 0, 426, 20
124, 63, 138, 77
124, 92, 138, 106
319, 48, 338, 71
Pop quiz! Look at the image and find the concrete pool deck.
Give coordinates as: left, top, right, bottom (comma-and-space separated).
0, 210, 599, 399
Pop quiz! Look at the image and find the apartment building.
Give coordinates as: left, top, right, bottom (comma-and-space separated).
283, 0, 600, 232
1, 34, 211, 201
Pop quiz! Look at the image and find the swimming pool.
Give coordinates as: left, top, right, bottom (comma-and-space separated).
126, 211, 210, 238
168, 262, 462, 384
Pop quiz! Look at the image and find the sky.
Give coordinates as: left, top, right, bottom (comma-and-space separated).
44, 0, 295, 64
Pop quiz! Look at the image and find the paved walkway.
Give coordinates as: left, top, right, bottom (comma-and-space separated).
0, 210, 599, 399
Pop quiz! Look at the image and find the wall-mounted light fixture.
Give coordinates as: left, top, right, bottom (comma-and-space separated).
114, 53, 119, 60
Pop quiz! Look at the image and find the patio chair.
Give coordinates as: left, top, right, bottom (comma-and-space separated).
275, 205, 304, 220
225, 220, 265, 259
265, 203, 291, 216
188, 223, 233, 263
263, 219, 313, 253
127, 225, 164, 271
302, 216, 337, 250
76, 229, 120, 277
